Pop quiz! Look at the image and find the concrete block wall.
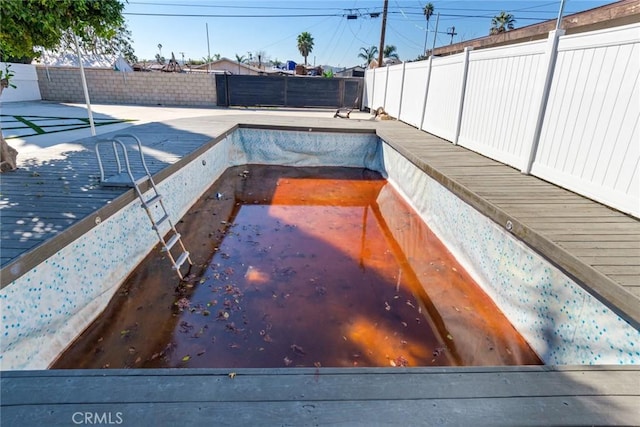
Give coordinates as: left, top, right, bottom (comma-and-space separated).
36, 67, 217, 106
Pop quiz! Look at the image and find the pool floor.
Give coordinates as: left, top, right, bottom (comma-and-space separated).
52, 165, 541, 368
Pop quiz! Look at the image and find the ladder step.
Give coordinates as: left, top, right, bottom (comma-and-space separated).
152, 214, 169, 230
143, 194, 162, 208
172, 252, 190, 270
162, 233, 181, 252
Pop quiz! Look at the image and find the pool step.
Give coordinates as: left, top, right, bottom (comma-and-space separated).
162, 233, 181, 252
143, 194, 162, 208
173, 252, 191, 270
95, 134, 193, 280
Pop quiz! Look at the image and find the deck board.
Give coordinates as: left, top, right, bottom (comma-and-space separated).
2, 367, 639, 426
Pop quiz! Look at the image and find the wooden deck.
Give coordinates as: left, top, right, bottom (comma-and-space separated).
1, 109, 639, 424
2, 366, 639, 426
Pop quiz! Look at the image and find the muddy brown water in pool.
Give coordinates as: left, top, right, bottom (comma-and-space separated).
53, 165, 541, 369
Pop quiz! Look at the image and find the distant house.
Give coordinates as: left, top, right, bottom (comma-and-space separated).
336, 66, 365, 78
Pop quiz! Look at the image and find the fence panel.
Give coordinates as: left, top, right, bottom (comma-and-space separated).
457, 41, 546, 168
531, 24, 640, 217
0, 63, 41, 102
363, 69, 374, 109
370, 67, 388, 111
399, 61, 430, 128
384, 63, 404, 118
422, 55, 464, 142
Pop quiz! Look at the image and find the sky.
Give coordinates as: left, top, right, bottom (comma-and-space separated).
123, 0, 614, 68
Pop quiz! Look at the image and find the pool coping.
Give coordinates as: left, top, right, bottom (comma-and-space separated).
2, 365, 639, 425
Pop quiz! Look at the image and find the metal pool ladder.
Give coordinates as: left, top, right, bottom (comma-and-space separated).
95, 134, 192, 280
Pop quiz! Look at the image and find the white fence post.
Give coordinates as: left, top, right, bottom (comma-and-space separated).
453, 47, 473, 145
397, 62, 407, 119
370, 69, 375, 110
419, 56, 434, 130
383, 65, 390, 110
521, 29, 565, 173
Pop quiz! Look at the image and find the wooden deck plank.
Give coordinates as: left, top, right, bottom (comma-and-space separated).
555, 240, 640, 250
526, 223, 640, 234
515, 216, 635, 223
547, 234, 640, 242
626, 286, 640, 298
569, 248, 640, 257
2, 368, 639, 426
3, 368, 639, 404
578, 256, 640, 266
4, 397, 637, 427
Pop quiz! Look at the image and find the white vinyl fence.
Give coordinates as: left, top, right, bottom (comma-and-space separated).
365, 23, 640, 218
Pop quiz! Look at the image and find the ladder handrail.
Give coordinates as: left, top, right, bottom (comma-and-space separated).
95, 138, 139, 191
113, 134, 162, 199
112, 134, 153, 180
93, 133, 192, 280
95, 139, 126, 182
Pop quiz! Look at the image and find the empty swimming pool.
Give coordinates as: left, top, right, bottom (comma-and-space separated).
53, 165, 541, 368
2, 127, 638, 369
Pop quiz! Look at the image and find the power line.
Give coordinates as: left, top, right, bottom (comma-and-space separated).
128, 1, 346, 10
124, 12, 343, 18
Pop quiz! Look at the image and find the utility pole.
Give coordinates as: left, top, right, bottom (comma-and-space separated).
556, 0, 567, 29
447, 26, 457, 45
377, 0, 388, 67
428, 13, 440, 58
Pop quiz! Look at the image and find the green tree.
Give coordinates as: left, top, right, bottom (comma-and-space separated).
358, 46, 378, 66
202, 54, 220, 63
490, 11, 516, 35
54, 23, 138, 64
296, 32, 314, 66
0, 0, 125, 62
423, 2, 435, 54
384, 45, 399, 60
0, 0, 125, 173
235, 54, 247, 74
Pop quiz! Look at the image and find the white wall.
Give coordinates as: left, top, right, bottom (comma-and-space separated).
363, 22, 640, 218
0, 63, 41, 102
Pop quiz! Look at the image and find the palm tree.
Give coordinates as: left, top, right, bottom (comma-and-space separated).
384, 45, 399, 60
235, 54, 247, 74
297, 32, 314, 66
423, 2, 435, 54
358, 46, 378, 66
490, 11, 516, 35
